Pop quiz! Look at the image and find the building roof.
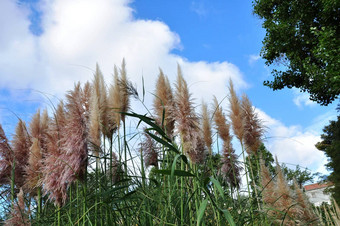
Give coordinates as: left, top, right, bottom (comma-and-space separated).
304, 182, 332, 191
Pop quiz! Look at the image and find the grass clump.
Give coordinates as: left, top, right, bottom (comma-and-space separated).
0, 61, 337, 225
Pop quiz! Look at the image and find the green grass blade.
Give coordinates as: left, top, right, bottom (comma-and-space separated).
154, 169, 195, 177
197, 199, 208, 226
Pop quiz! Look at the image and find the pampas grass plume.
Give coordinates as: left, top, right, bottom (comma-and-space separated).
153, 69, 175, 138
0, 124, 12, 185
12, 120, 31, 188
260, 158, 276, 205
293, 179, 318, 224
120, 59, 130, 123
201, 101, 212, 154
228, 79, 244, 143
141, 132, 158, 168
174, 65, 205, 163
90, 63, 108, 141
213, 97, 241, 187
5, 188, 30, 226
174, 65, 198, 141
107, 65, 121, 134
213, 97, 231, 146
110, 151, 122, 184
25, 138, 42, 192
241, 94, 264, 155
89, 90, 101, 149
62, 83, 89, 182
42, 102, 67, 207
274, 157, 296, 224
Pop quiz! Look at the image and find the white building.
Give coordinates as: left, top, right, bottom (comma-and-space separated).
304, 183, 333, 206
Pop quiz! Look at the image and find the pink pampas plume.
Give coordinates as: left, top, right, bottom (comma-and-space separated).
228, 79, 244, 143
24, 138, 42, 193
141, 131, 159, 168
107, 66, 121, 134
42, 82, 90, 207
25, 110, 49, 193
4, 188, 31, 226
0, 124, 13, 185
153, 69, 175, 138
213, 97, 241, 188
260, 158, 276, 206
219, 146, 242, 189
119, 59, 131, 123
293, 179, 318, 224
12, 120, 31, 188
174, 65, 206, 164
42, 102, 68, 207
61, 82, 89, 183
201, 101, 213, 154
241, 94, 264, 155
110, 151, 122, 184
89, 64, 107, 144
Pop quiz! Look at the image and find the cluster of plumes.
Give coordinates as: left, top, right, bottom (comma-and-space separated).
0, 63, 266, 215
149, 67, 264, 170
0, 61, 131, 208
213, 97, 242, 188
141, 131, 159, 168
4, 188, 30, 226
150, 66, 212, 166
260, 157, 318, 225
228, 80, 264, 155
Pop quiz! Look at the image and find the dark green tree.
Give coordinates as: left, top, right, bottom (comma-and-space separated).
316, 116, 340, 203
253, 0, 340, 105
280, 164, 318, 189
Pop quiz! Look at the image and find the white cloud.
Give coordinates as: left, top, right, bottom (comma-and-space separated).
0, 0, 247, 106
307, 110, 337, 133
190, 1, 208, 17
256, 109, 327, 174
292, 89, 317, 108
248, 54, 260, 65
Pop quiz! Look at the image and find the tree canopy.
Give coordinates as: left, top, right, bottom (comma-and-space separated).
316, 116, 340, 203
281, 164, 318, 189
253, 0, 340, 105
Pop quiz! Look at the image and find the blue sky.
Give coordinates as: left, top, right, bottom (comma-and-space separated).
0, 0, 338, 175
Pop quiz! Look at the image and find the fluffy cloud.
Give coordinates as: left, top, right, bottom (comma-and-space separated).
292, 89, 317, 108
257, 109, 328, 174
0, 0, 246, 106
248, 54, 260, 65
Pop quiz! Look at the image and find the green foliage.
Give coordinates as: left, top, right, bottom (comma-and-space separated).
281, 164, 318, 189
253, 0, 340, 105
316, 116, 340, 203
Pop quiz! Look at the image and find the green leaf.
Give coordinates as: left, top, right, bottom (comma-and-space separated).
154, 169, 195, 177
210, 177, 225, 199
171, 154, 181, 181
197, 199, 208, 226
221, 209, 235, 226
210, 177, 235, 226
